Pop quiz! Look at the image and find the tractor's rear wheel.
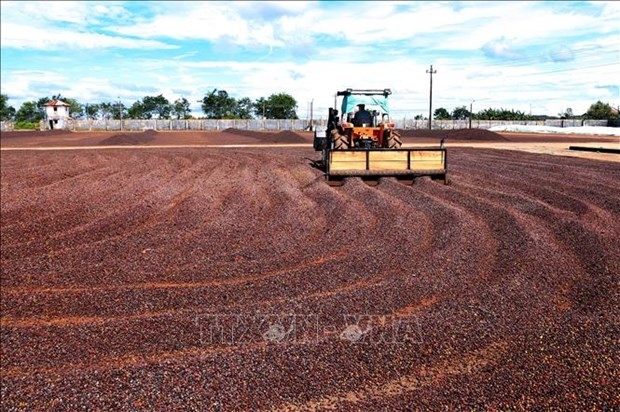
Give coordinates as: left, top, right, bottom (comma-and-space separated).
385, 130, 402, 149
332, 133, 349, 150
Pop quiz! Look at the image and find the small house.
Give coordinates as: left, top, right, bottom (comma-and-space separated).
44, 99, 71, 130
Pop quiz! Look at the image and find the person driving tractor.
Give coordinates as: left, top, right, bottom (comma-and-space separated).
353, 104, 373, 127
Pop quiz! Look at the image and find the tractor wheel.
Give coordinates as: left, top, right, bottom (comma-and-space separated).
332, 133, 349, 150
385, 130, 402, 149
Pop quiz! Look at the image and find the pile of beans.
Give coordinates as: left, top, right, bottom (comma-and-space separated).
1, 145, 618, 410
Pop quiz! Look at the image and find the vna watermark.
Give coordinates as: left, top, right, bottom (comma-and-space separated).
195, 313, 423, 346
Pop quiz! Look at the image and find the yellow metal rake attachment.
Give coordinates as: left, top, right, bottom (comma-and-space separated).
326, 148, 447, 186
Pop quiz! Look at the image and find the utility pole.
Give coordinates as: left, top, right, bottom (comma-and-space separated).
118, 97, 122, 131
469, 100, 475, 129
309, 99, 314, 131
426, 65, 436, 129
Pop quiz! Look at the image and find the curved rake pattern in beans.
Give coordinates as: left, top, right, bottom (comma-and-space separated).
1, 145, 619, 410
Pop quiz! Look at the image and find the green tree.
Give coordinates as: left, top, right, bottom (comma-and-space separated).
414, 114, 425, 120
433, 107, 451, 120
98, 102, 114, 119
253, 97, 267, 118
506, 109, 527, 120
142, 94, 171, 119
0, 94, 16, 120
477, 108, 527, 120
258, 93, 298, 119
99, 102, 127, 120
201, 89, 237, 119
451, 106, 470, 120
36, 97, 51, 118
478, 108, 499, 120
110, 102, 126, 120
127, 101, 147, 119
172, 97, 191, 119
586, 101, 613, 119
63, 97, 83, 118
234, 97, 254, 119
558, 107, 574, 119
84, 103, 100, 120
15, 101, 43, 122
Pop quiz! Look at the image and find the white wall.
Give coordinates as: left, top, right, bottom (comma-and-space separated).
45, 105, 69, 119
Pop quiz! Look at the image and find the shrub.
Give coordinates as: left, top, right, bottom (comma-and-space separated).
13, 121, 38, 130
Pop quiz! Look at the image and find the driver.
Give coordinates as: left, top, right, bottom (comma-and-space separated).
353, 104, 373, 127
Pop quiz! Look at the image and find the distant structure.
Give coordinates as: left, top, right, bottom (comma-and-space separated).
43, 99, 71, 130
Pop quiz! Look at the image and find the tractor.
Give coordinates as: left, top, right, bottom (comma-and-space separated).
313, 88, 447, 186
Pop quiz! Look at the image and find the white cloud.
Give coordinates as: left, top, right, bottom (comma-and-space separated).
1, 1, 130, 28
548, 45, 575, 63
0, 22, 175, 50
0, 70, 68, 102
1, 1, 618, 118
107, 2, 283, 48
482, 37, 525, 60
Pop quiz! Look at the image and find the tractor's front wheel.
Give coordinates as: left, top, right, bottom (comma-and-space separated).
332, 132, 349, 150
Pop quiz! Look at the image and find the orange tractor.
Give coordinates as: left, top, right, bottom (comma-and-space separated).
313, 88, 447, 186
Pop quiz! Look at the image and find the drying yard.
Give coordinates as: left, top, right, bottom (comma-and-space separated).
1, 129, 619, 410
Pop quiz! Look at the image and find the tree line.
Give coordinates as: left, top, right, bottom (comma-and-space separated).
1, 92, 617, 123
0, 90, 299, 123
424, 102, 618, 122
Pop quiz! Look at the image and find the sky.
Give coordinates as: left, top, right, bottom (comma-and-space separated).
1, 1, 619, 120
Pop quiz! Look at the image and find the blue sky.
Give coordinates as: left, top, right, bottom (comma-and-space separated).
1, 1, 618, 119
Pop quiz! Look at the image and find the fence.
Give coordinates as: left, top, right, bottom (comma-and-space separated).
56, 118, 311, 132
399, 118, 609, 129
0, 118, 611, 132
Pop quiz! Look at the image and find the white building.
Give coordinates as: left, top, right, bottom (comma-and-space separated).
44, 99, 71, 130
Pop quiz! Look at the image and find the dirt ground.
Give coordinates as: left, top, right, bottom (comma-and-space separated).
1, 129, 619, 409
0, 128, 312, 147
2, 128, 618, 163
